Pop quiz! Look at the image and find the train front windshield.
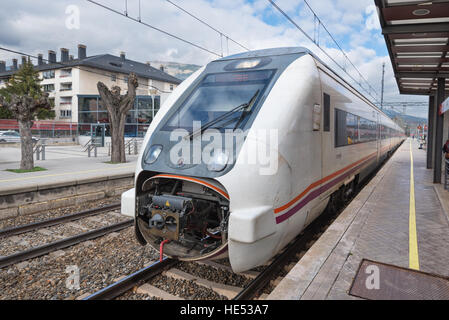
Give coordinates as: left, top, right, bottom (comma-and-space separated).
162, 69, 275, 132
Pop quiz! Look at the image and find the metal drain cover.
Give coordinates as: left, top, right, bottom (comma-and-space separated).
349, 259, 449, 300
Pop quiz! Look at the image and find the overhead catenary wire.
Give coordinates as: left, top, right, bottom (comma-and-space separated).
379, 102, 428, 107
266, 0, 381, 105
164, 0, 251, 52
302, 0, 380, 100
88, 0, 381, 105
85, 0, 222, 58
0, 46, 172, 93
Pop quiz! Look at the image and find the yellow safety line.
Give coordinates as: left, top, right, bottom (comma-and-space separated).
0, 165, 134, 183
409, 139, 420, 270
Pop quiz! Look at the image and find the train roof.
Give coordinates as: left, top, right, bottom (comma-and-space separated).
215, 47, 402, 131
215, 47, 311, 61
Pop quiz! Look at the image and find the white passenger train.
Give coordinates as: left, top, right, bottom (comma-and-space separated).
121, 47, 404, 272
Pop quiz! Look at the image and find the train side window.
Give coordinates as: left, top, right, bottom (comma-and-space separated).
323, 93, 330, 132
346, 113, 358, 144
359, 118, 377, 142
335, 109, 347, 147
335, 108, 379, 147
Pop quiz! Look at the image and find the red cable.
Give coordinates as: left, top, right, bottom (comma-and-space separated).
159, 239, 170, 262
206, 231, 221, 239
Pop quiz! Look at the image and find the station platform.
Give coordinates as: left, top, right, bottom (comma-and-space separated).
0, 145, 137, 192
0, 145, 138, 220
269, 139, 449, 300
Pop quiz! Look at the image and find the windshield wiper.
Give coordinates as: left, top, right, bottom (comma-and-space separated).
184, 89, 260, 140
232, 89, 260, 131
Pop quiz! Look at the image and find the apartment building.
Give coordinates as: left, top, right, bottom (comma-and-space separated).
0, 45, 182, 137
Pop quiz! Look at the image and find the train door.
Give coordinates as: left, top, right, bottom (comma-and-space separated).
321, 92, 331, 190
377, 113, 381, 163
317, 92, 330, 205
301, 91, 327, 227
318, 88, 335, 204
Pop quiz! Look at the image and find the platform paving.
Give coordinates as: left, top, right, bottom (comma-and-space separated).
269, 139, 449, 300
0, 145, 138, 193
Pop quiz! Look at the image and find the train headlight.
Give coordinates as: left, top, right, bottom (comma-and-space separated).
145, 144, 162, 164
224, 57, 272, 71
235, 59, 262, 69
207, 150, 229, 172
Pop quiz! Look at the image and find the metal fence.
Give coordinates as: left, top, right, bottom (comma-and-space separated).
0, 119, 78, 138
0, 120, 149, 140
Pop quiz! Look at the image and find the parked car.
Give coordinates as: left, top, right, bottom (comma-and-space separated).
0, 131, 39, 143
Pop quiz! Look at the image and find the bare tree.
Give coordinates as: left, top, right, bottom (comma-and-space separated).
0, 59, 52, 170
97, 73, 138, 163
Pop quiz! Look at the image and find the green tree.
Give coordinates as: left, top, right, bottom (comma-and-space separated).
0, 58, 53, 170
0, 104, 13, 118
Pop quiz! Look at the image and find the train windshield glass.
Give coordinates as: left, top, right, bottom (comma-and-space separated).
162, 69, 275, 132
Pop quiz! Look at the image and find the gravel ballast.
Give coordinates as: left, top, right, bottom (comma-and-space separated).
0, 227, 158, 300
0, 197, 121, 230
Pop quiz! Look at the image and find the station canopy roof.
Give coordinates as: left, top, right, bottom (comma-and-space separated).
375, 0, 449, 95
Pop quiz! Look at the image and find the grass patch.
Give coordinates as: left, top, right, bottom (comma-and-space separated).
104, 161, 124, 164
6, 166, 47, 173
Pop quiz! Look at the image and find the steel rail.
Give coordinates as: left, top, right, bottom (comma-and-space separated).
0, 219, 133, 269
233, 225, 318, 300
83, 258, 177, 300
0, 203, 121, 238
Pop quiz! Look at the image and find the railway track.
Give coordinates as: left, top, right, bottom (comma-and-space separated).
84, 258, 177, 300
0, 203, 131, 269
0, 220, 133, 269
0, 203, 120, 238
83, 146, 401, 301
82, 205, 336, 301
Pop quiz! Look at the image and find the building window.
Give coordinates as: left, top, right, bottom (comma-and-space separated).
153, 96, 160, 111
60, 97, 72, 106
60, 110, 72, 118
43, 84, 55, 92
78, 95, 162, 138
60, 83, 72, 91
79, 96, 98, 112
79, 111, 97, 123
124, 76, 128, 83
60, 68, 72, 77
111, 74, 116, 82
43, 70, 55, 79
170, 84, 174, 91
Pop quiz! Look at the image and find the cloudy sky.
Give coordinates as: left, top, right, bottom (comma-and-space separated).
0, 0, 429, 118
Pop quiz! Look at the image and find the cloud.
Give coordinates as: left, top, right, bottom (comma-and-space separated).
365, 4, 381, 31
0, 0, 428, 118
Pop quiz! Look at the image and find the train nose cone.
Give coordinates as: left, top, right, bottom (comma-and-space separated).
149, 213, 165, 230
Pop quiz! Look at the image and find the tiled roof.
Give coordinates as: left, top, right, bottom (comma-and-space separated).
0, 53, 182, 84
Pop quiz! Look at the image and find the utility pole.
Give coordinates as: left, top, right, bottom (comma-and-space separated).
380, 62, 385, 110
